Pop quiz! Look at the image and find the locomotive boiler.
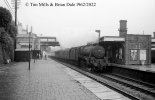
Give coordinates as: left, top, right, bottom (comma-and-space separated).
78, 45, 108, 71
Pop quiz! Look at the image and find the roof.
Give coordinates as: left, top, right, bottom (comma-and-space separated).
100, 36, 125, 42
39, 36, 56, 39
15, 48, 30, 51
17, 33, 37, 38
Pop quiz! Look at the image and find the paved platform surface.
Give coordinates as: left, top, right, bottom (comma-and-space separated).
0, 59, 100, 100
59, 63, 130, 100
111, 63, 155, 73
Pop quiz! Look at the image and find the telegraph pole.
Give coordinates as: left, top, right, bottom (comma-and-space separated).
15, 0, 17, 26
27, 25, 31, 70
11, 0, 21, 53
11, 0, 20, 26
31, 26, 35, 63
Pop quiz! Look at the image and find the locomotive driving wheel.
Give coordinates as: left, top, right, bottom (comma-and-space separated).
79, 60, 85, 68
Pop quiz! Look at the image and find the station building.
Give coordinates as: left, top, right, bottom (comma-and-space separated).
16, 23, 40, 51
15, 23, 40, 61
99, 20, 152, 65
15, 23, 60, 61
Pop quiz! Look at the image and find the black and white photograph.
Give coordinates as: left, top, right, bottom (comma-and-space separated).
0, 0, 155, 100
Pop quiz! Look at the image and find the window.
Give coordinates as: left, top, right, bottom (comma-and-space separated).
119, 48, 123, 59
140, 50, 146, 60
130, 50, 138, 60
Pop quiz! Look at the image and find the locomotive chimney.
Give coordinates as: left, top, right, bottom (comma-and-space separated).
153, 32, 155, 38
119, 20, 127, 37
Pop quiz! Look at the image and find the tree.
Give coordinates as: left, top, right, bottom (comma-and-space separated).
0, 7, 12, 30
8, 21, 18, 40
0, 7, 14, 63
0, 30, 14, 63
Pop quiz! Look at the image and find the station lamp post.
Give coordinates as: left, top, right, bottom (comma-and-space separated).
29, 32, 31, 70
34, 46, 35, 63
28, 26, 31, 70
95, 30, 101, 44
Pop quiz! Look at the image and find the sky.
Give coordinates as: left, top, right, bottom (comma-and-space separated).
1, 0, 155, 48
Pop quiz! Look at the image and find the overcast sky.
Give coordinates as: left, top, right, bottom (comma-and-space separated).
1, 0, 155, 48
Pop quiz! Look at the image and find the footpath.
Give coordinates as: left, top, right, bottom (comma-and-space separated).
0, 59, 100, 100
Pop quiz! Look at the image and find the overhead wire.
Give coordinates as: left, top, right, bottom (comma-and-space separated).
5, 0, 15, 14
3, 0, 15, 18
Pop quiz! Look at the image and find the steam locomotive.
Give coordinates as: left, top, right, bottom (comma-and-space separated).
54, 44, 108, 71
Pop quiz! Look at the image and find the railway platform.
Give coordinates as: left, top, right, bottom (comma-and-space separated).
110, 63, 155, 85
111, 63, 155, 73
0, 58, 130, 100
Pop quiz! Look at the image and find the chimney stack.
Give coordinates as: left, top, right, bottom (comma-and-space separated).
153, 32, 155, 38
119, 20, 127, 37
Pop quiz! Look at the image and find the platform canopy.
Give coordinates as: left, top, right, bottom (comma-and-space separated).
100, 36, 125, 42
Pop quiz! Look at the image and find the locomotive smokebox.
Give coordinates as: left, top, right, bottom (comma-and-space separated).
119, 20, 127, 37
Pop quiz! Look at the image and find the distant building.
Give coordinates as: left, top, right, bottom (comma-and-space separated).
17, 23, 27, 34
16, 23, 40, 51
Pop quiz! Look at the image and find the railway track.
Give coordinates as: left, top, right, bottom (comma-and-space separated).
52, 58, 155, 100
108, 73, 155, 92
100, 74, 155, 99
111, 73, 155, 89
